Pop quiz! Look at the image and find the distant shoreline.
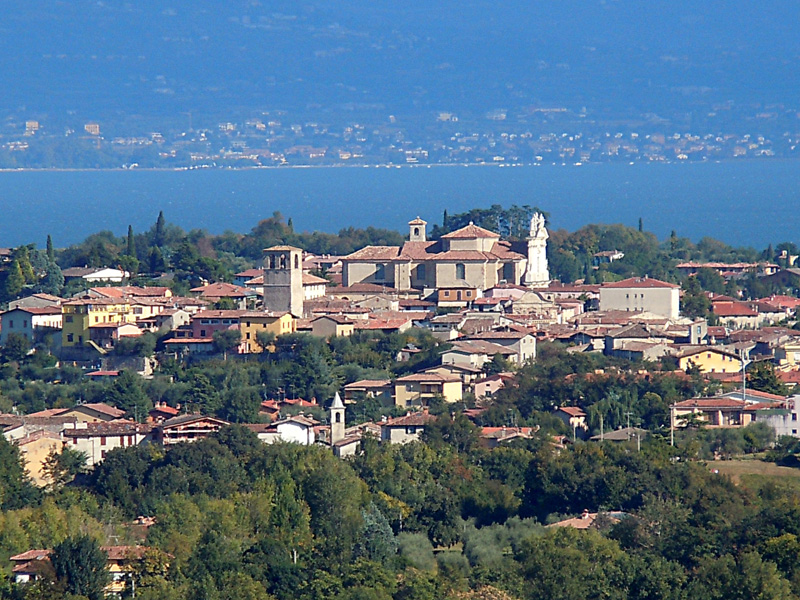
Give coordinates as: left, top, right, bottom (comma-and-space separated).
0, 158, 797, 173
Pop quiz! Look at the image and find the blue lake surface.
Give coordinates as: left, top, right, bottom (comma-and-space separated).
0, 162, 797, 249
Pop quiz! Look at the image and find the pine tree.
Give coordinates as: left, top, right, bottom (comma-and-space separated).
126, 224, 136, 257
638, 217, 643, 232
46, 234, 54, 261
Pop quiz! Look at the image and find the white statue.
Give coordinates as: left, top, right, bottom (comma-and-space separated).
524, 212, 550, 288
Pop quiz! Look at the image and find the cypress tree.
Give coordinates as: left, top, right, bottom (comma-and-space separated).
154, 210, 166, 247
46, 234, 54, 261
126, 224, 136, 257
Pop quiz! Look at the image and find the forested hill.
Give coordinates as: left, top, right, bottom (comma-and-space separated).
4, 1, 800, 122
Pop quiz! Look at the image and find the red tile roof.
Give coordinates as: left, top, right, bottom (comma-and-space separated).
441, 223, 501, 239
601, 277, 679, 289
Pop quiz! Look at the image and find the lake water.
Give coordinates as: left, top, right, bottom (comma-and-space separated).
0, 161, 797, 249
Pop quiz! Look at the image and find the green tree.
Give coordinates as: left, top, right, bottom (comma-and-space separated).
213, 329, 242, 358
354, 503, 398, 562
126, 224, 136, 257
0, 434, 40, 509
681, 276, 711, 319
3, 332, 31, 362
105, 371, 152, 420
46, 234, 55, 261
154, 211, 166, 247
3, 259, 25, 299
50, 535, 110, 600
748, 362, 789, 396
42, 445, 88, 491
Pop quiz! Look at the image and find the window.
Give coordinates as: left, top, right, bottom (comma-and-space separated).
200, 329, 206, 337
67, 334, 74, 343
100, 437, 106, 446
456, 263, 465, 279
405, 426, 417, 435
457, 291, 462, 301
503, 262, 514, 281
414, 227, 420, 237
335, 413, 341, 423
66, 315, 73, 323
7, 320, 12, 328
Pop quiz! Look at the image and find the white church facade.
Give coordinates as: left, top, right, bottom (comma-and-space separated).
341, 215, 550, 293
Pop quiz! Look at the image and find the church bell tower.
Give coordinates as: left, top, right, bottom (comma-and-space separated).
263, 245, 304, 317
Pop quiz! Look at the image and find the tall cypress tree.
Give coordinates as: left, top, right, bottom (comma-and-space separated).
46, 234, 54, 261
126, 225, 136, 257
154, 210, 166, 247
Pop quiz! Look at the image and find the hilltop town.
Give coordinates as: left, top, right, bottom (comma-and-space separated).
2, 208, 800, 598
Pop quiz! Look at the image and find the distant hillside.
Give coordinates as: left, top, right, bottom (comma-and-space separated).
2, 1, 800, 125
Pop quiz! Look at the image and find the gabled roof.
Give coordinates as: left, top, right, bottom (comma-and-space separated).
672, 397, 746, 409
556, 406, 586, 417
384, 411, 437, 427
159, 414, 230, 428
441, 223, 500, 239
190, 283, 254, 298
343, 246, 402, 261
601, 277, 679, 289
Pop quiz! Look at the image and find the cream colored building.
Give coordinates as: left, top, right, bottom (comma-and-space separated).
342, 219, 526, 292
677, 347, 742, 374
393, 373, 463, 407
598, 277, 680, 319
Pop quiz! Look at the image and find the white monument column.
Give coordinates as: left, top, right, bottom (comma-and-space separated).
524, 212, 550, 288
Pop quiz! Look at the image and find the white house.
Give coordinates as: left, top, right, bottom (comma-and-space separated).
0, 306, 62, 345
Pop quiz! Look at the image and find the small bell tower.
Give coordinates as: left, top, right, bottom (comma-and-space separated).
408, 217, 427, 242
330, 392, 345, 445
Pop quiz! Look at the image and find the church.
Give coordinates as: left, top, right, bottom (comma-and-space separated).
341, 215, 549, 293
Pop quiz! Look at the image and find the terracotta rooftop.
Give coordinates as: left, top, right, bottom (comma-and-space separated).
441, 223, 501, 239
601, 277, 679, 289
384, 411, 437, 427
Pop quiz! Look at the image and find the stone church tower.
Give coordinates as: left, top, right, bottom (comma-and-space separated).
524, 212, 550, 288
263, 245, 304, 317
330, 392, 345, 445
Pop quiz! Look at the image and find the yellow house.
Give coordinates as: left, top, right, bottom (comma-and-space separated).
394, 373, 463, 408
16, 432, 62, 487
62, 299, 134, 347
239, 311, 296, 353
677, 347, 742, 374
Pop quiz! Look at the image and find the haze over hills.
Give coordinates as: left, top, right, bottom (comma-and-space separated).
3, 1, 800, 125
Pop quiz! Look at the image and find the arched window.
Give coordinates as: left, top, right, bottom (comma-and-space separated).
335, 413, 341, 423
414, 227, 420, 237
280, 254, 287, 269
456, 263, 465, 280
294, 254, 299, 269
269, 255, 276, 269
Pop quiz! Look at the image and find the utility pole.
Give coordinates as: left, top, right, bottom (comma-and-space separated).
740, 349, 751, 402
670, 405, 675, 447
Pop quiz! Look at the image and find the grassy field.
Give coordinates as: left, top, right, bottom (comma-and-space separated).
709, 460, 800, 490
